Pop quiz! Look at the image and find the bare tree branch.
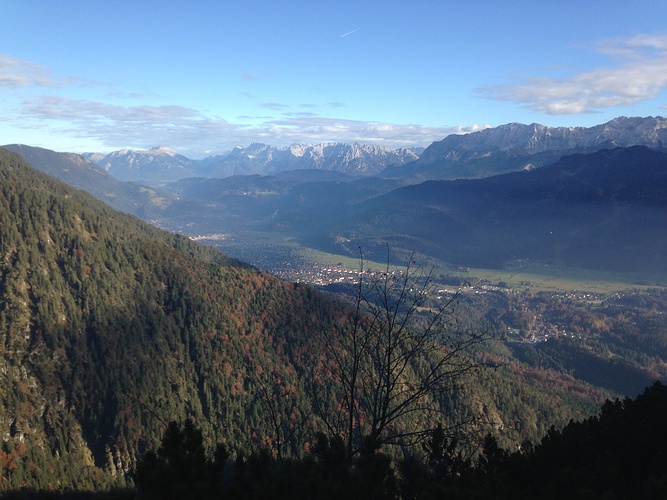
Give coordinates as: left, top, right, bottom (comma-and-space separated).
314, 249, 492, 461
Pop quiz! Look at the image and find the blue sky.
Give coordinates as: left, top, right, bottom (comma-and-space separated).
2, 1, 667, 158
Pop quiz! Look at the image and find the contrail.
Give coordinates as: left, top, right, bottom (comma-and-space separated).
340, 28, 361, 38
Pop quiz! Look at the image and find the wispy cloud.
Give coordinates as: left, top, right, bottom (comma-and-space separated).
259, 116, 487, 149
3, 55, 482, 157
16, 95, 239, 154
478, 34, 667, 115
0, 54, 55, 88
260, 102, 290, 111
13, 93, 479, 157
0, 54, 103, 90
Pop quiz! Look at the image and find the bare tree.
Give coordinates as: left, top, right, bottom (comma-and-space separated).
314, 250, 489, 461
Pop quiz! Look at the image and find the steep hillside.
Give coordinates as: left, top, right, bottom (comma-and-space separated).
3, 144, 179, 221
0, 149, 344, 488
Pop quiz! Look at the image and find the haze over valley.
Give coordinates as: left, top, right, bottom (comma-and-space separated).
9, 116, 667, 278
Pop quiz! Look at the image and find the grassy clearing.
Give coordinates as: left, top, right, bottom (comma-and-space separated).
301, 247, 379, 269
458, 266, 666, 293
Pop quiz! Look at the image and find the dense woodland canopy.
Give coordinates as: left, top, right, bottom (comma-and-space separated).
129, 380, 667, 499
0, 148, 664, 496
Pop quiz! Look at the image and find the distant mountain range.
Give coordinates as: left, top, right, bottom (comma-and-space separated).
79, 116, 667, 185
199, 142, 422, 178
5, 116, 667, 276
83, 143, 422, 183
383, 115, 667, 180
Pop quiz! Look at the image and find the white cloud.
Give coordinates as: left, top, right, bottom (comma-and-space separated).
257, 116, 487, 149
0, 54, 55, 88
260, 102, 291, 110
15, 95, 239, 154
0, 54, 100, 90
11, 93, 481, 157
478, 34, 667, 115
3, 55, 484, 157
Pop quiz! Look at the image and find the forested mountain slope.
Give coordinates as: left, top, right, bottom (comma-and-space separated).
0, 149, 619, 491
2, 144, 180, 221
326, 146, 667, 272
0, 148, 345, 488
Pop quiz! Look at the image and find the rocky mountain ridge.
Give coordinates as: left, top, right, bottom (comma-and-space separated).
85, 142, 422, 183
83, 116, 667, 184
419, 116, 667, 161
384, 116, 667, 181
84, 146, 195, 183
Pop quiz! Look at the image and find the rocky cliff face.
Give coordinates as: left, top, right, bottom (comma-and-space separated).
418, 116, 667, 164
